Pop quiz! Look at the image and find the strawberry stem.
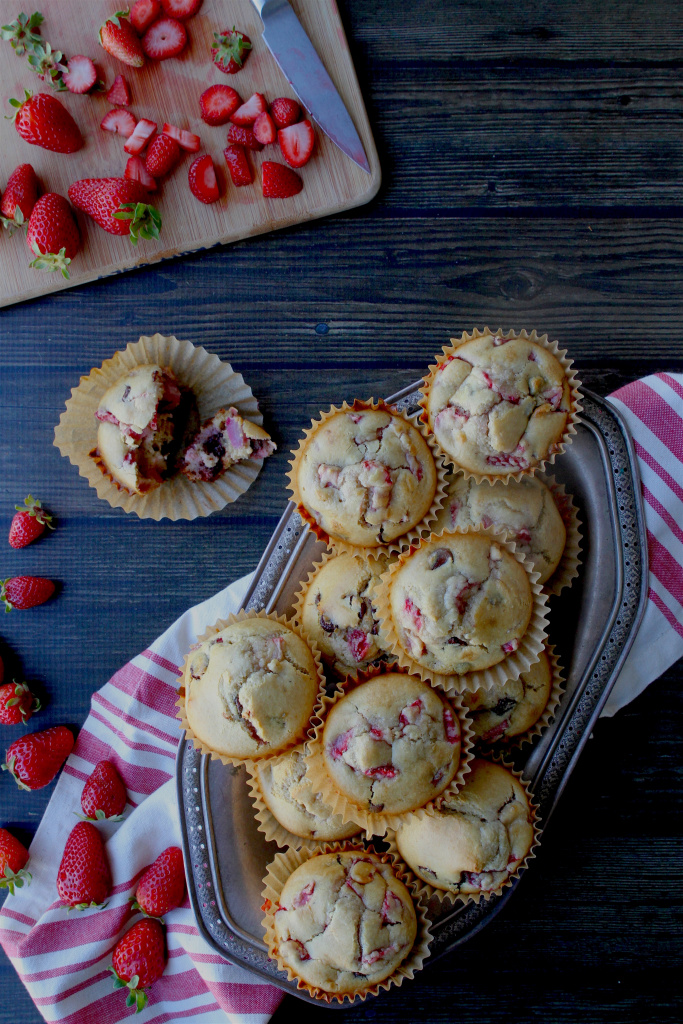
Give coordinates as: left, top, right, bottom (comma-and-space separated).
29, 242, 72, 279
0, 865, 32, 895
113, 202, 162, 246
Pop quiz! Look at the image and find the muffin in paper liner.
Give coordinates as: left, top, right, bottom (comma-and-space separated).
302, 663, 474, 839
260, 841, 432, 1003
463, 643, 565, 752
418, 327, 583, 484
175, 609, 326, 770
373, 525, 550, 695
286, 399, 449, 560
538, 473, 583, 597
385, 754, 542, 910
53, 333, 272, 521
291, 548, 396, 678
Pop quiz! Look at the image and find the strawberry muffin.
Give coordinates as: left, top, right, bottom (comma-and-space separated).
291, 406, 437, 549
395, 759, 536, 898
434, 475, 566, 585
423, 330, 573, 476
463, 647, 554, 745
180, 406, 276, 482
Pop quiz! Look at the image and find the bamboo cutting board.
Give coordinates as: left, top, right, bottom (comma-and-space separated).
0, 0, 379, 308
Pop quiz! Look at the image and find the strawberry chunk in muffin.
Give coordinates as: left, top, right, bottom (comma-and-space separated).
180, 407, 275, 482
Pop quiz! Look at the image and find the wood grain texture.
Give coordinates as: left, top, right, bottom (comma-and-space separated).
0, 0, 379, 307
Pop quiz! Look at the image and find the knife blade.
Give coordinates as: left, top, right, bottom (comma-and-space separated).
250, 0, 371, 173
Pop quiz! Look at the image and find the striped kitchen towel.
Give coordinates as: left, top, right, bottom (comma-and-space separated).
1, 372, 682, 1022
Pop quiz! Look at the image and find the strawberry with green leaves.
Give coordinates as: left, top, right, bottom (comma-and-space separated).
1, 163, 39, 233
132, 846, 185, 919
80, 760, 127, 821
1, 576, 56, 611
110, 919, 167, 1012
26, 194, 80, 278
0, 829, 31, 895
57, 821, 111, 909
8, 495, 54, 549
68, 178, 161, 245
211, 26, 251, 75
0, 682, 41, 725
9, 90, 83, 153
2, 725, 74, 789
100, 10, 145, 68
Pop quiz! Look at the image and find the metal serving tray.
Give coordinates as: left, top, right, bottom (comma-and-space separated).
176, 386, 648, 1005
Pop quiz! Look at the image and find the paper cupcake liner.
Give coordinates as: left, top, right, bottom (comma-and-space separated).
538, 473, 583, 597
385, 753, 542, 910
291, 548, 397, 679
175, 609, 327, 770
286, 399, 449, 560
261, 840, 432, 1004
418, 327, 583, 484
53, 333, 270, 521
373, 525, 550, 695
465, 643, 565, 753
302, 663, 474, 839
245, 744, 363, 853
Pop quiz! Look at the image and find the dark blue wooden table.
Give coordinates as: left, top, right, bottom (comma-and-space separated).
1, 1, 682, 1021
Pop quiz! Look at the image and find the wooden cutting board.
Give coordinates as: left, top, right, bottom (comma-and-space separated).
0, 0, 379, 308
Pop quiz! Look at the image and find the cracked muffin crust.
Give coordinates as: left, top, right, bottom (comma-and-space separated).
95, 364, 195, 494
254, 744, 361, 843
184, 617, 320, 761
271, 850, 417, 994
384, 531, 534, 676
395, 759, 535, 897
433, 475, 566, 585
298, 553, 391, 675
180, 406, 276, 482
463, 647, 553, 745
423, 331, 573, 477
320, 673, 462, 817
292, 406, 437, 549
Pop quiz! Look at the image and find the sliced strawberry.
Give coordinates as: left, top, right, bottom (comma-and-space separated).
106, 74, 131, 106
101, 109, 137, 138
131, 0, 161, 35
227, 124, 262, 151
62, 55, 98, 95
278, 119, 315, 168
161, 0, 202, 18
124, 118, 157, 155
162, 123, 200, 152
269, 96, 301, 130
230, 92, 267, 127
261, 160, 303, 199
199, 84, 240, 126
223, 144, 252, 187
253, 111, 276, 145
142, 16, 187, 60
124, 155, 157, 191
188, 154, 219, 204
145, 134, 180, 177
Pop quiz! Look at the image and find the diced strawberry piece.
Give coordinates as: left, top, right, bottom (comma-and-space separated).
200, 84, 240, 126
227, 124, 262, 151
124, 155, 157, 191
269, 96, 301, 130
346, 629, 370, 663
162, 123, 200, 151
161, 0, 203, 18
253, 111, 276, 145
223, 145, 252, 186
62, 55, 98, 95
502, 639, 520, 654
278, 119, 315, 168
131, 0, 161, 34
106, 74, 132, 106
328, 728, 353, 761
292, 881, 315, 908
230, 92, 267, 126
261, 160, 302, 199
142, 16, 187, 60
101, 108, 137, 138
123, 118, 157, 155
443, 707, 459, 744
188, 154, 219, 204
145, 133, 180, 176
363, 764, 397, 780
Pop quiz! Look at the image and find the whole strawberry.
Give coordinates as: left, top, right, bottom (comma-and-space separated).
1, 576, 56, 611
27, 194, 80, 278
2, 725, 73, 790
110, 918, 167, 1012
57, 820, 111, 909
100, 11, 145, 68
80, 760, 127, 821
0, 828, 31, 895
0, 163, 39, 232
68, 178, 161, 245
8, 90, 83, 154
8, 495, 55, 549
211, 27, 251, 74
0, 682, 41, 725
132, 846, 185, 919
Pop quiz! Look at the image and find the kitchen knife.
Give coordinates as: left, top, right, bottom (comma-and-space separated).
250, 0, 371, 173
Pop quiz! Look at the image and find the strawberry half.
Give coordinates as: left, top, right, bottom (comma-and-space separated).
142, 16, 187, 60
223, 144, 252, 187
100, 11, 145, 68
145, 134, 180, 176
278, 119, 315, 168
269, 97, 301, 130
68, 178, 161, 245
9, 90, 83, 154
26, 194, 80, 279
262, 160, 303, 199
161, 0, 203, 18
253, 111, 276, 145
110, 919, 167, 1012
62, 55, 98, 95
124, 118, 157, 155
188, 154, 219, 204
1, 163, 39, 232
125, 155, 158, 191
2, 725, 74, 790
211, 27, 251, 75
162, 122, 200, 151
0, 829, 31, 896
227, 124, 262, 151
106, 74, 132, 106
57, 821, 111, 909
1, 576, 56, 611
9, 495, 54, 549
131, 0, 161, 35
101, 108, 137, 138
199, 84, 240, 126
230, 92, 266, 127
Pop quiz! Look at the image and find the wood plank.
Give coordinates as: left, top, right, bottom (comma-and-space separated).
0, 0, 379, 307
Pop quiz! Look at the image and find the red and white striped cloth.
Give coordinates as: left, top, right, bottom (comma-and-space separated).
1, 372, 682, 1021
